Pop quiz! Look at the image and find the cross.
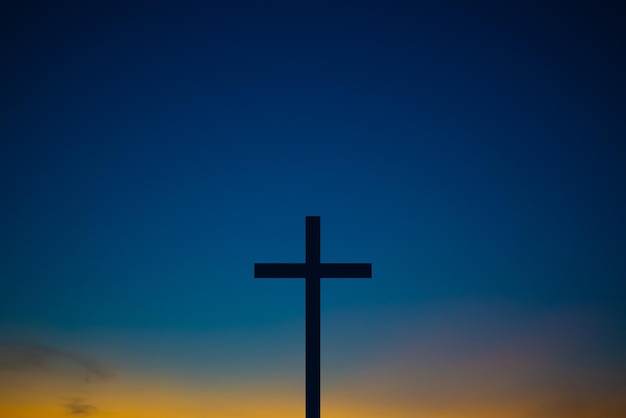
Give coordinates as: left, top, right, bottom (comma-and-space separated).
254, 216, 372, 418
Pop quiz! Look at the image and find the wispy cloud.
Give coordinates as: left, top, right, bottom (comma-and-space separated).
0, 342, 112, 416
0, 343, 112, 382
65, 398, 98, 415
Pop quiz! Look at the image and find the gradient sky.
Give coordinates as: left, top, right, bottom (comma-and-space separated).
1, 1, 625, 417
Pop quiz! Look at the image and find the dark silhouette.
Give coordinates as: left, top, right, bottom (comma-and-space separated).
255, 216, 372, 418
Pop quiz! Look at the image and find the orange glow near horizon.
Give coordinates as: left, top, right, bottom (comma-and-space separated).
2, 362, 625, 418
2, 307, 624, 417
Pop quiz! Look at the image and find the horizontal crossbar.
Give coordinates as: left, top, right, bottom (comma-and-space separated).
255, 263, 371, 279
255, 263, 307, 278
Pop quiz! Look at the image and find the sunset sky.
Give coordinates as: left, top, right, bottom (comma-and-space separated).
1, 1, 625, 417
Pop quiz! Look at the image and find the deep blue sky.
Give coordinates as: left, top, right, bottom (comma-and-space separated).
1, 1, 625, 416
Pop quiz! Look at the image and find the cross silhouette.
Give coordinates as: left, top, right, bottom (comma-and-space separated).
255, 216, 372, 418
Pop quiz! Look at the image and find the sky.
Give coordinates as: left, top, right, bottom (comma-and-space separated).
1, 1, 625, 417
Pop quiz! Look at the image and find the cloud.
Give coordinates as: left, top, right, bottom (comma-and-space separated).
0, 343, 112, 382
0, 342, 112, 416
65, 398, 98, 415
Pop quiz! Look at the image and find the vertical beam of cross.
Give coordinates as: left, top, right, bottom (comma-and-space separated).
254, 216, 372, 418
306, 216, 321, 418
